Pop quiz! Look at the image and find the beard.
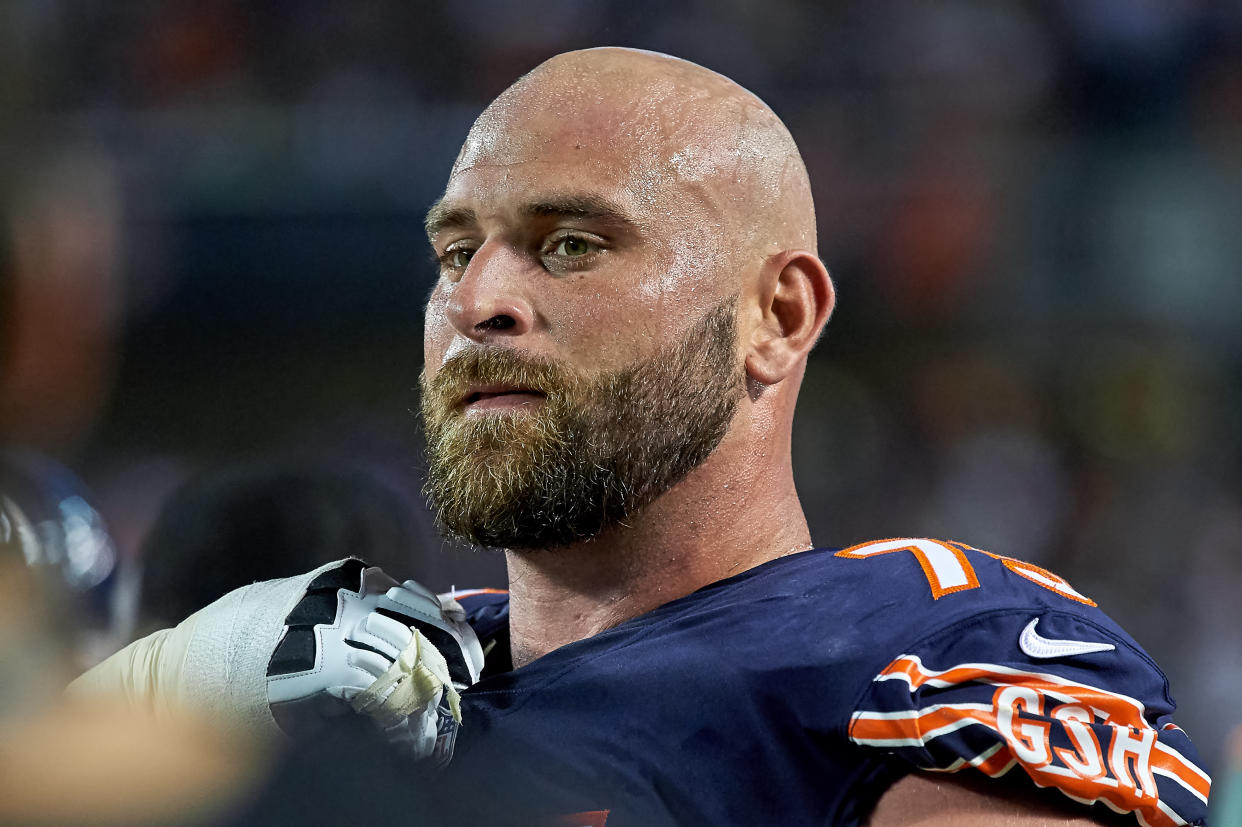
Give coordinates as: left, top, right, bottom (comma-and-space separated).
419, 299, 745, 550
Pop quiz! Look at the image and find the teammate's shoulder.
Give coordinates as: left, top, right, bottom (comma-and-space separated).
443, 587, 510, 640
445, 587, 509, 608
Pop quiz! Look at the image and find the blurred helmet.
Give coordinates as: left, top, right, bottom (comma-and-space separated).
0, 449, 123, 660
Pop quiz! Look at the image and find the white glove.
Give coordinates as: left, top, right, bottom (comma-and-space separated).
265, 559, 484, 764
68, 558, 483, 764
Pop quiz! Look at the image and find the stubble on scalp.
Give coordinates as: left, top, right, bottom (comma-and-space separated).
420, 299, 744, 550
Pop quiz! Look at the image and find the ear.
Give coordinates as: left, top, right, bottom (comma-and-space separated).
744, 250, 835, 385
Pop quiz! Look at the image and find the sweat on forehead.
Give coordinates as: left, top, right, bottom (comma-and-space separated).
448, 48, 816, 253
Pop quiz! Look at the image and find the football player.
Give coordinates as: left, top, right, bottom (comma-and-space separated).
74, 48, 1210, 825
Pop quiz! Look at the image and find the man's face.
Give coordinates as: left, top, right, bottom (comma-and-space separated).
420, 300, 742, 548
420, 88, 745, 548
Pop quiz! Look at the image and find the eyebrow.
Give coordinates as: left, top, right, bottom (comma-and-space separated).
424, 194, 638, 240
423, 202, 475, 240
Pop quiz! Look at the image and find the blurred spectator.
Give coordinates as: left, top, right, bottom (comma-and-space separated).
0, 449, 130, 667
1, 152, 123, 454
135, 454, 440, 634
1, 456, 450, 825
1213, 723, 1242, 825
0, 483, 266, 827
0, 491, 79, 714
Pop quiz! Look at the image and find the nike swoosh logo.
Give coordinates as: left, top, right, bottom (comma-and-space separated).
1019, 618, 1116, 660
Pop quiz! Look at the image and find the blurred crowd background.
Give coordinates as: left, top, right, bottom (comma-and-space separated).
1, 0, 1239, 781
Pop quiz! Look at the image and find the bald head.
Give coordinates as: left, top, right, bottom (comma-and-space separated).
452, 48, 817, 265
421, 49, 835, 553
425, 47, 833, 388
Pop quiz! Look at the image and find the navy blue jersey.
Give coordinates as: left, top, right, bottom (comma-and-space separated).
443, 539, 1210, 826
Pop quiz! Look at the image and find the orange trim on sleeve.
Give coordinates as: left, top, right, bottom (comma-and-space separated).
853, 656, 1208, 826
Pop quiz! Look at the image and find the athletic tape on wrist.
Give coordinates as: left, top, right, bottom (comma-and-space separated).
349, 628, 460, 729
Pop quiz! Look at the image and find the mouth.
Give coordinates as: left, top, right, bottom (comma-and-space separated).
460, 385, 547, 414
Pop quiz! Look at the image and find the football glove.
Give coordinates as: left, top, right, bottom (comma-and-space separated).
265, 558, 483, 764
68, 558, 483, 765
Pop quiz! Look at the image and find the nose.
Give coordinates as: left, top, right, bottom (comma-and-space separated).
444, 242, 536, 341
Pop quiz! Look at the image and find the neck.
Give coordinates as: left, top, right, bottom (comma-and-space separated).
503, 424, 811, 668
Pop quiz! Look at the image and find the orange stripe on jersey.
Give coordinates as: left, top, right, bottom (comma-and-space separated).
851, 704, 995, 745
856, 656, 1210, 826
854, 706, 1186, 826
922, 742, 1019, 778
974, 744, 1018, 778
1151, 743, 1211, 804
441, 587, 509, 600
874, 655, 1149, 729
556, 811, 610, 827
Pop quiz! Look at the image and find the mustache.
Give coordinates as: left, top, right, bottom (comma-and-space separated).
422, 347, 574, 409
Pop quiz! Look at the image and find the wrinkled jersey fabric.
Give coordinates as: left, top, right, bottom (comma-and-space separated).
444, 541, 1209, 826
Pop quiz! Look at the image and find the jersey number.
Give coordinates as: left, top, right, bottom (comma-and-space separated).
836, 538, 1095, 605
